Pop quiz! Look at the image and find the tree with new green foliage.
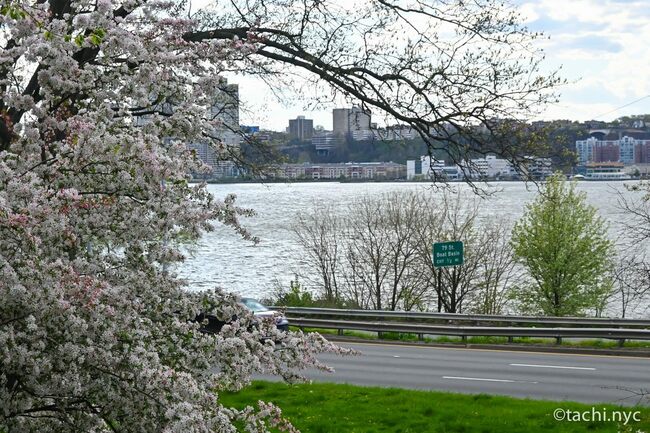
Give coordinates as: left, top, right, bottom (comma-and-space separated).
511, 174, 614, 316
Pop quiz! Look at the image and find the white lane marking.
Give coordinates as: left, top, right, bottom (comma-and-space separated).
393, 355, 401, 358
442, 376, 538, 384
345, 341, 649, 360
509, 363, 596, 371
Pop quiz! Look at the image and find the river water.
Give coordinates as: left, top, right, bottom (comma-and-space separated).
177, 181, 643, 300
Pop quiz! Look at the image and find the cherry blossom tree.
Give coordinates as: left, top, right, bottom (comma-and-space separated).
0, 1, 347, 432
0, 0, 560, 431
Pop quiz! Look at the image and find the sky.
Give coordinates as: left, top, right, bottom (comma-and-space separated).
231, 0, 650, 131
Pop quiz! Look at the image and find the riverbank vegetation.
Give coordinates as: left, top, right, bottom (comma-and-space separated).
279, 190, 517, 314
271, 176, 648, 318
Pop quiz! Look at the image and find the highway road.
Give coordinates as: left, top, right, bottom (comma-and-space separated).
291, 342, 650, 405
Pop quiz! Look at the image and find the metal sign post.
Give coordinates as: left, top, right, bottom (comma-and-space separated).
432, 241, 464, 313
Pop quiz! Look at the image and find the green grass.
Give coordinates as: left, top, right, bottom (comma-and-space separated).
292, 326, 650, 350
220, 381, 650, 433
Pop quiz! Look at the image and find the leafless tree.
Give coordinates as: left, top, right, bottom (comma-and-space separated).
342, 196, 393, 310
469, 220, 519, 315
618, 190, 650, 242
610, 250, 650, 318
292, 204, 342, 302
380, 192, 430, 310
412, 191, 478, 313
293, 190, 518, 313
614, 191, 650, 317
413, 191, 517, 313
294, 192, 434, 311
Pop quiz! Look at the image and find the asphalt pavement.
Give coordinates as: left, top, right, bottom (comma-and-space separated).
283, 342, 650, 405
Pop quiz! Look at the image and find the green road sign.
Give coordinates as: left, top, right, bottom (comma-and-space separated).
432, 241, 464, 267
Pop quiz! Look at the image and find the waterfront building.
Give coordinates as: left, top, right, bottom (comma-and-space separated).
521, 157, 553, 180
273, 161, 405, 180
576, 137, 596, 165
407, 155, 517, 180
187, 143, 242, 179
406, 155, 461, 180
352, 129, 374, 141
133, 78, 241, 180
620, 136, 635, 164
469, 158, 490, 178
576, 135, 650, 165
484, 155, 516, 178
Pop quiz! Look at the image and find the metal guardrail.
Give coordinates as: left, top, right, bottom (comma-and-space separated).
272, 307, 650, 327
288, 318, 650, 341
270, 307, 650, 342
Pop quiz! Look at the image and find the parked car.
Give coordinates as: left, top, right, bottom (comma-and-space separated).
240, 297, 289, 332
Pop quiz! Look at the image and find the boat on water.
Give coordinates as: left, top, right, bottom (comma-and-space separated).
584, 172, 632, 180
583, 162, 632, 181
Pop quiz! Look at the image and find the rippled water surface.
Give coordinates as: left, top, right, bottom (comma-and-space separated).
177, 181, 640, 299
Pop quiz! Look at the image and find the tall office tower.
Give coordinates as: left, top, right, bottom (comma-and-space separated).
210, 80, 240, 147
288, 115, 314, 141
332, 106, 371, 137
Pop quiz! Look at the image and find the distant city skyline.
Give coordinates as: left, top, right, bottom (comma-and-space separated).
231, 0, 650, 132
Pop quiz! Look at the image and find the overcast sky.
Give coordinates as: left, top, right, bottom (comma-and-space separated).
232, 0, 650, 131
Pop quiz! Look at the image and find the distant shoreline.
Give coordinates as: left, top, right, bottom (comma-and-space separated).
192, 177, 642, 185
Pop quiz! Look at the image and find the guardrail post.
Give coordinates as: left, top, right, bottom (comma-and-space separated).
507, 336, 514, 343
461, 335, 467, 344
418, 333, 424, 341
337, 328, 344, 336
618, 338, 625, 348
555, 336, 562, 345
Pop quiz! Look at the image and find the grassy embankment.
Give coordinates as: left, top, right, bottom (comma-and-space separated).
292, 326, 650, 350
221, 381, 650, 433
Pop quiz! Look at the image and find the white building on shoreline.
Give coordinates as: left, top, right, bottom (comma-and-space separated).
407, 155, 519, 180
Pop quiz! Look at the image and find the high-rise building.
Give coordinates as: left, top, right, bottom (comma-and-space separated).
332, 109, 349, 135
576, 135, 650, 165
288, 116, 314, 141
133, 78, 241, 179
332, 106, 371, 137
189, 79, 241, 179
209, 81, 240, 147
